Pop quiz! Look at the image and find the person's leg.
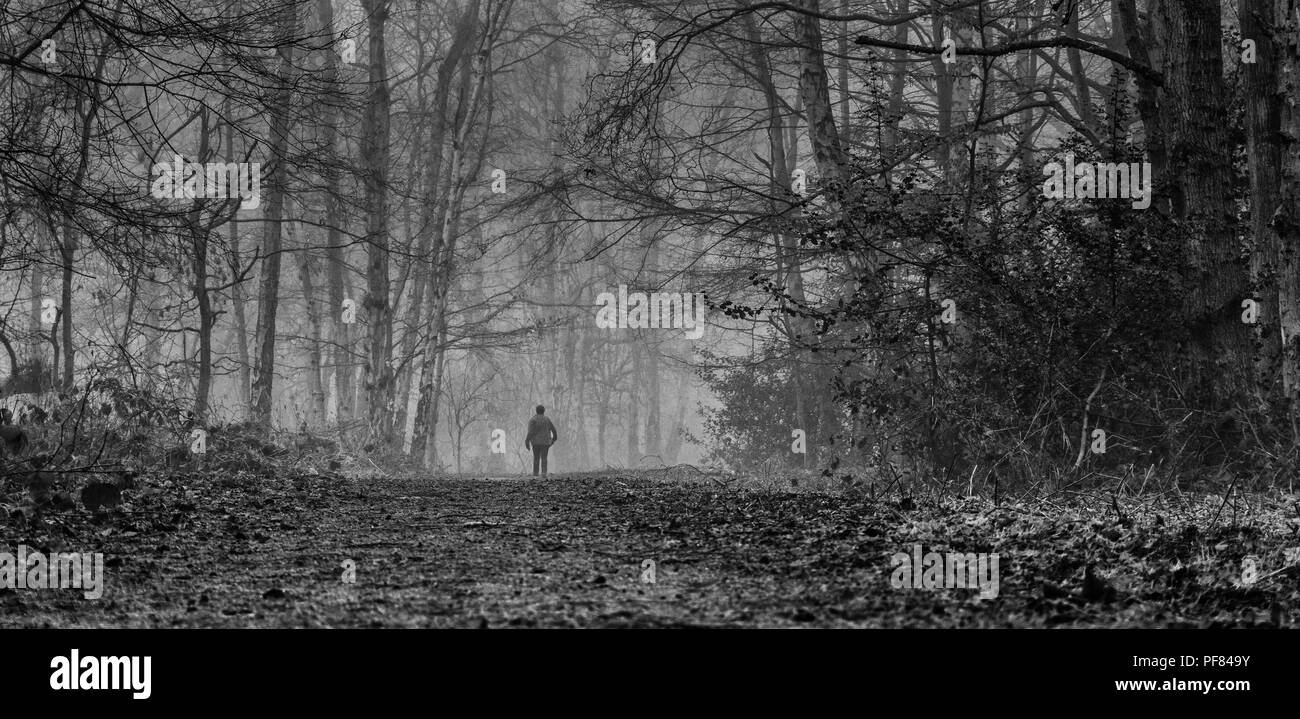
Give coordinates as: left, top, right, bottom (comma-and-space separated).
539, 445, 549, 476
532, 445, 541, 476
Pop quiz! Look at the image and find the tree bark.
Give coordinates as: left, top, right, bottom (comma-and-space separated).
58, 217, 75, 390
316, 0, 352, 428
360, 0, 395, 444
400, 0, 478, 450
1274, 0, 1300, 407
289, 197, 326, 425
189, 109, 214, 424
415, 4, 495, 466
1149, 0, 1251, 406
1242, 0, 1283, 401
795, 0, 850, 189
251, 3, 298, 428
226, 107, 252, 419
1243, 0, 1300, 419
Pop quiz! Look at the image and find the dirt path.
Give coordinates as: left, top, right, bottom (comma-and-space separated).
2, 471, 1295, 627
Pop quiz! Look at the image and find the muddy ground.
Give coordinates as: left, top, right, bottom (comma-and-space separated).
2, 469, 1297, 627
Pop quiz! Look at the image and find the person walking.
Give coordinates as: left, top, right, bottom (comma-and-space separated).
525, 405, 558, 477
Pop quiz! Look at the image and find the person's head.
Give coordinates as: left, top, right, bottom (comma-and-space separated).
535, 405, 545, 415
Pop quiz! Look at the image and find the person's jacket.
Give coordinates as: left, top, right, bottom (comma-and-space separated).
526, 415, 558, 447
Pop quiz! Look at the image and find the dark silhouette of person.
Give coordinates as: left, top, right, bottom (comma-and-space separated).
525, 405, 558, 477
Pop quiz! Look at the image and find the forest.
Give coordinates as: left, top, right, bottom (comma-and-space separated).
0, 0, 1297, 629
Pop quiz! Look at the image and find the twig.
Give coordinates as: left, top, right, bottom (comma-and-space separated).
1073, 367, 1108, 470
1209, 471, 1241, 530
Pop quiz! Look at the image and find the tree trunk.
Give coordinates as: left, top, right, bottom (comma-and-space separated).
397, 0, 477, 447
360, 0, 395, 444
189, 109, 214, 424
421, 323, 448, 469
837, 0, 850, 133
1243, 0, 1283, 402
882, 0, 909, 171
226, 108, 252, 419
28, 239, 44, 379
626, 351, 640, 466
251, 4, 298, 428
1065, 3, 1097, 133
290, 197, 326, 425
1243, 0, 1300, 420
795, 0, 850, 190
932, 3, 955, 178
316, 0, 352, 428
1116, 0, 1169, 207
645, 341, 661, 461
1274, 0, 1300, 407
414, 4, 494, 465
59, 217, 75, 390
661, 367, 691, 464
1149, 0, 1251, 407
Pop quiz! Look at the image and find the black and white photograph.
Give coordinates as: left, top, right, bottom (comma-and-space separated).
0, 0, 1293, 703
